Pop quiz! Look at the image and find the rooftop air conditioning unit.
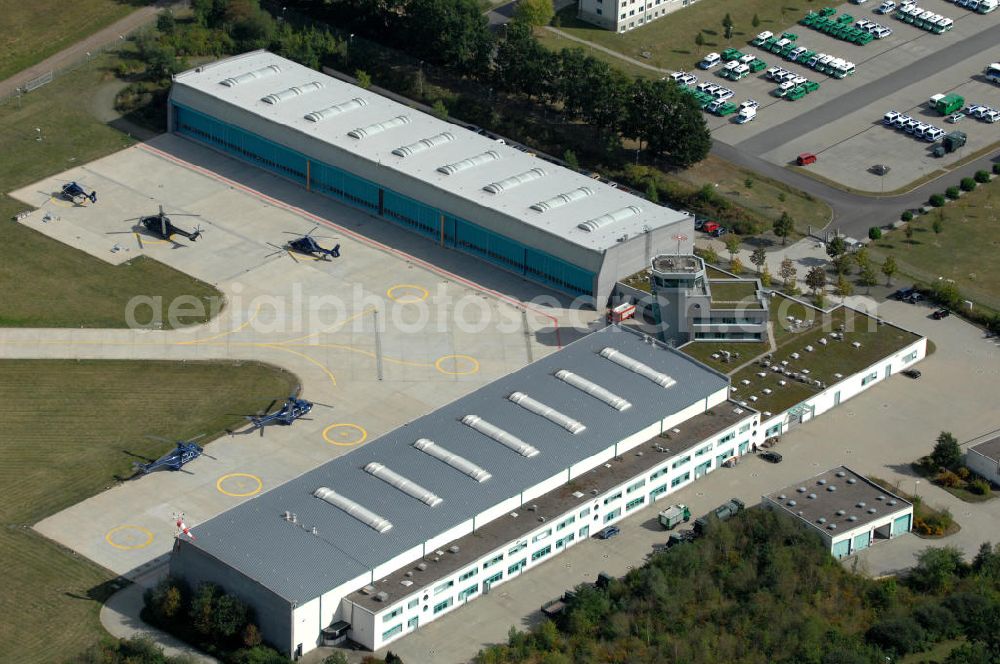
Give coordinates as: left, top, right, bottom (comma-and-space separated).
400, 580, 413, 587
416, 563, 427, 571
361, 585, 376, 595
435, 550, 445, 556
449, 545, 460, 554
375, 592, 389, 602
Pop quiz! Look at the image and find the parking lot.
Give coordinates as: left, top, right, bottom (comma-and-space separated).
7, 134, 596, 578
348, 299, 1000, 664
681, 0, 1000, 191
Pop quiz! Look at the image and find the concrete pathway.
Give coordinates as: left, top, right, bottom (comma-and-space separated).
0, 0, 179, 99
543, 26, 670, 75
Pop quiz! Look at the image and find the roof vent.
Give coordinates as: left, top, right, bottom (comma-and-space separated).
572, 491, 585, 499
313, 487, 393, 533
797, 487, 807, 493
734, 407, 744, 415
857, 502, 866, 508
836, 471, 847, 478
818, 479, 827, 485
412, 438, 492, 483
599, 347, 676, 388
361, 585, 376, 595
827, 523, 837, 530
530, 187, 595, 212
867, 508, 877, 514
392, 132, 455, 158
578, 205, 642, 233
508, 391, 586, 434
827, 486, 837, 492
817, 517, 826, 524
461, 415, 539, 458
261, 81, 324, 104
437, 150, 500, 175
778, 494, 787, 500
808, 493, 817, 500
400, 580, 413, 587
887, 499, 897, 506
304, 97, 368, 122
416, 562, 427, 571
876, 495, 885, 501
364, 462, 443, 507
836, 510, 846, 516
375, 592, 389, 602
448, 545, 460, 554
554, 370, 631, 411
219, 64, 281, 87
348, 115, 411, 139
483, 168, 546, 194
787, 500, 797, 507
847, 478, 857, 484
848, 515, 858, 522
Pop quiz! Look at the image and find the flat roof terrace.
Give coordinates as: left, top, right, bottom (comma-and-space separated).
346, 404, 752, 612
652, 255, 703, 275
709, 280, 763, 308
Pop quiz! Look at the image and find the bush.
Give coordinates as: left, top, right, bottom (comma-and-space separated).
956, 466, 971, 481
935, 469, 961, 488
960, 177, 977, 192
974, 169, 991, 183
865, 615, 926, 655
945, 186, 960, 200
868, 226, 882, 240
901, 211, 914, 222
929, 194, 946, 207
969, 479, 991, 496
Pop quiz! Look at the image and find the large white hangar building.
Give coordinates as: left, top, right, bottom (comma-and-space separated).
170, 326, 763, 657
167, 51, 693, 300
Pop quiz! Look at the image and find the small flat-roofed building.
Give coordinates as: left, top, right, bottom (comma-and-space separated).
966, 436, 1000, 486
167, 51, 692, 301
762, 467, 913, 559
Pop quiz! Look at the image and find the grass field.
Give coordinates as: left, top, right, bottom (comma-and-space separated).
552, 0, 802, 73
0, 359, 298, 663
0, 0, 143, 82
868, 180, 1000, 311
0, 52, 222, 328
534, 28, 660, 79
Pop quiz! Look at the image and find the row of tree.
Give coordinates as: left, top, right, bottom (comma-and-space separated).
476, 508, 1000, 664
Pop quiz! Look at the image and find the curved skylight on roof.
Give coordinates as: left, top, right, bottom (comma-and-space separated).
437, 151, 501, 175
413, 438, 492, 482
577, 205, 642, 232
599, 347, 676, 388
219, 64, 281, 87
392, 132, 455, 158
554, 370, 632, 411
348, 115, 411, 139
304, 97, 367, 122
530, 187, 595, 213
261, 81, 324, 105
461, 415, 539, 458
364, 462, 443, 507
508, 392, 586, 434
313, 487, 393, 533
483, 168, 546, 194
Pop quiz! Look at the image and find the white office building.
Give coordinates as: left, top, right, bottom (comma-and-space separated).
578, 0, 702, 33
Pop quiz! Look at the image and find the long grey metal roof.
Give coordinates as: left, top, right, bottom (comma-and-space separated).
180, 326, 729, 603
170, 51, 690, 254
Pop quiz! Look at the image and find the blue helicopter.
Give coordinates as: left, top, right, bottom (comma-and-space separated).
133, 434, 209, 475
230, 395, 328, 436
267, 225, 340, 262
61, 181, 97, 205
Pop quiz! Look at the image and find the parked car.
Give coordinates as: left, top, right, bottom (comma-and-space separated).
702, 221, 721, 234
902, 368, 922, 379
598, 525, 621, 539
932, 308, 951, 319
699, 52, 722, 70
904, 292, 924, 304
883, 110, 901, 125
876, 0, 897, 12
710, 226, 728, 238
797, 153, 817, 166
892, 286, 916, 300
760, 451, 783, 463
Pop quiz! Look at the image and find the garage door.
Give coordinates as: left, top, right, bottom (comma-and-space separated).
892, 514, 911, 537
832, 539, 851, 559
853, 532, 870, 552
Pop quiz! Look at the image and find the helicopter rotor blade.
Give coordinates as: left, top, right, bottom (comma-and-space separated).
135, 233, 144, 250
189, 433, 207, 442
310, 401, 334, 408
145, 434, 174, 444
261, 399, 278, 416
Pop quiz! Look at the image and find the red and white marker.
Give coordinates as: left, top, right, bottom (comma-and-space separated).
175, 514, 196, 541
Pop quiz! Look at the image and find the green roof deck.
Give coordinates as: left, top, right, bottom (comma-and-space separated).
709, 280, 763, 308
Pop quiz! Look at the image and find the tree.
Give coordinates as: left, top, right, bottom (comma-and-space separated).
831, 254, 850, 276
492, 22, 556, 100
626, 78, 710, 168
730, 256, 744, 274
859, 263, 877, 294
931, 431, 961, 470
911, 546, 966, 592
750, 246, 766, 274
904, 223, 914, 242
881, 256, 897, 286
865, 615, 926, 655
645, 180, 659, 204
805, 266, 826, 296
760, 263, 772, 287
695, 32, 705, 46
835, 274, 853, 301
722, 12, 734, 39
243, 624, 263, 648
752, 13, 761, 27
563, 149, 579, 170
355, 69, 372, 89
514, 0, 555, 26
853, 246, 869, 271
868, 226, 882, 241
723, 234, 741, 262
773, 212, 793, 245
932, 214, 944, 234
431, 99, 449, 120
779, 257, 797, 286
190, 583, 219, 637
703, 244, 719, 264
826, 235, 847, 259
157, 11, 177, 34
401, 0, 494, 74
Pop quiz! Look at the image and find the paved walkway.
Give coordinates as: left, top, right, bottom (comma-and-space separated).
0, 1, 179, 99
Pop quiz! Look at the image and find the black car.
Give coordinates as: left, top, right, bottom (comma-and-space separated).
892, 287, 915, 301
902, 368, 922, 379
711, 227, 728, 238
760, 451, 783, 464
904, 292, 924, 304
932, 308, 950, 319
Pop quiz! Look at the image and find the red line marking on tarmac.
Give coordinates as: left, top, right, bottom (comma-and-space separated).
137, 142, 562, 348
